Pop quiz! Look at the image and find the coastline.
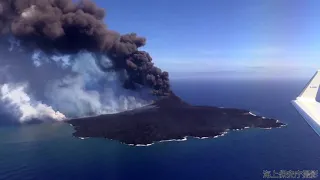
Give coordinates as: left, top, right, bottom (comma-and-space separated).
68, 93, 286, 146
74, 122, 287, 147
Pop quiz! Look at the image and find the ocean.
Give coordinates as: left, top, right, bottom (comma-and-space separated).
0, 77, 319, 180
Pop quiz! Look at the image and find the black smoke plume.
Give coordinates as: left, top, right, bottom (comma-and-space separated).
0, 0, 170, 96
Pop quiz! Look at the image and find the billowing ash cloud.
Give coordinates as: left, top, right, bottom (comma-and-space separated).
0, 0, 170, 96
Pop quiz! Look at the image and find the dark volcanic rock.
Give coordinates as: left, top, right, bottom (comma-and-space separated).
67, 93, 286, 145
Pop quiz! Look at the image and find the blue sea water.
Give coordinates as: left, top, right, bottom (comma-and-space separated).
0, 77, 319, 180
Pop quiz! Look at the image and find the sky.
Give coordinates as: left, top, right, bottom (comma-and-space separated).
94, 0, 320, 78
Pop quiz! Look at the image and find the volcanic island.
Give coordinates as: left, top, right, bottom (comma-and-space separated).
67, 92, 286, 146
0, 0, 286, 145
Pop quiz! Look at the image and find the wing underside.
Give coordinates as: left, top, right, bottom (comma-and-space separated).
292, 70, 320, 136
292, 100, 320, 136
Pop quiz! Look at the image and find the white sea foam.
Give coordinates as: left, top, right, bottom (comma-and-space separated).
126, 131, 235, 146
231, 126, 252, 131
211, 132, 228, 138
130, 144, 154, 147
133, 134, 231, 146
159, 137, 188, 143
193, 131, 229, 139
79, 137, 89, 140
260, 127, 272, 130
194, 137, 209, 140
126, 136, 190, 147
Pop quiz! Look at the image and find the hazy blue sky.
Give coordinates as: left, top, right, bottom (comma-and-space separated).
95, 0, 320, 77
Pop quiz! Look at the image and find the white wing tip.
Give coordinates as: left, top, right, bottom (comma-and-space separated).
298, 70, 320, 100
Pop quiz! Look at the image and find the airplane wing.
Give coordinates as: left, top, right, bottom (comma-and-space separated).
292, 70, 320, 136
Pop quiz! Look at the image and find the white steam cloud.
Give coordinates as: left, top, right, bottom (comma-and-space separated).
0, 37, 152, 123
44, 51, 152, 117
0, 83, 66, 122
